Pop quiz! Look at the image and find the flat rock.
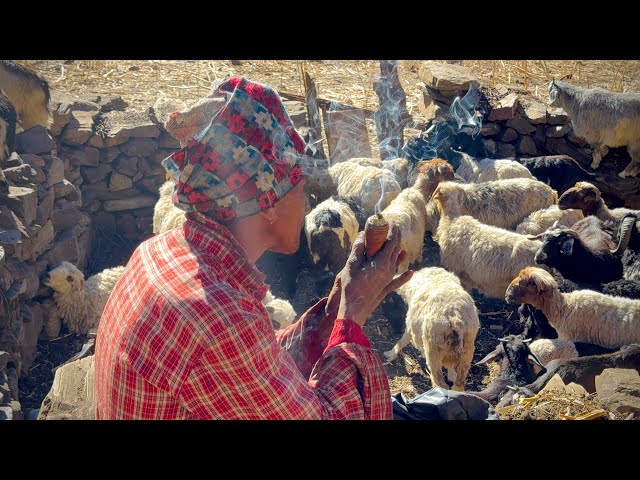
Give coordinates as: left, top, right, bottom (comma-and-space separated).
20, 302, 44, 373
51, 201, 82, 232
38, 355, 95, 420
0, 186, 37, 225
53, 179, 81, 201
3, 152, 23, 168
499, 127, 518, 143
420, 61, 479, 92
2, 164, 38, 184
480, 123, 501, 137
547, 107, 569, 125
15, 126, 57, 155
103, 195, 157, 212
35, 186, 54, 226
81, 163, 112, 184
519, 96, 547, 124
100, 110, 161, 146
488, 93, 519, 121
115, 156, 139, 177
22, 220, 54, 261
506, 116, 536, 135
63, 146, 101, 167
119, 137, 158, 157
42, 155, 65, 186
43, 229, 79, 266
109, 172, 133, 192
99, 96, 129, 113
496, 142, 516, 158
4, 257, 39, 300
596, 368, 640, 417
518, 136, 538, 155
61, 110, 97, 146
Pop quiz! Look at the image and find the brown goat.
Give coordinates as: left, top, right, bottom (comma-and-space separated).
0, 60, 52, 130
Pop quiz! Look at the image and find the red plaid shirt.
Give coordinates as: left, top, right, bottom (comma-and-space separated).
94, 212, 392, 419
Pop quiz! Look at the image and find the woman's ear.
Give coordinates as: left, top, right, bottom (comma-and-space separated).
259, 207, 279, 225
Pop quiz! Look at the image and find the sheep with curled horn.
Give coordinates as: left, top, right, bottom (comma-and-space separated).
526, 214, 636, 284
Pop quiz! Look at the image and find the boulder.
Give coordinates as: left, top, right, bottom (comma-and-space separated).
506, 116, 536, 135
488, 93, 519, 121
596, 368, 640, 418
0, 186, 37, 225
15, 126, 56, 155
103, 195, 157, 212
42, 155, 65, 186
419, 61, 479, 92
61, 110, 97, 146
38, 355, 95, 420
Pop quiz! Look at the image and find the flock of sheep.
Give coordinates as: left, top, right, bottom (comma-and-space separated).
3, 59, 640, 407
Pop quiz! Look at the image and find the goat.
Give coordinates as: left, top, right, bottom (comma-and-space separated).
0, 89, 17, 163
0, 60, 52, 130
517, 155, 597, 195
548, 79, 640, 178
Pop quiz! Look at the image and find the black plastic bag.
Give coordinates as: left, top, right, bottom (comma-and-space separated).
392, 387, 498, 420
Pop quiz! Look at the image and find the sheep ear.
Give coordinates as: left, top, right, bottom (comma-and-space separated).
560, 237, 574, 256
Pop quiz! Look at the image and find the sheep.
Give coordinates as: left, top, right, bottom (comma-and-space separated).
328, 160, 402, 215
530, 215, 634, 284
43, 261, 125, 336
528, 338, 615, 373
558, 181, 639, 225
548, 79, 640, 178
518, 155, 597, 195
304, 195, 366, 275
262, 290, 296, 329
0, 61, 52, 130
0, 89, 17, 164
382, 157, 410, 188
471, 335, 545, 405
424, 178, 558, 234
431, 188, 548, 299
456, 152, 534, 183
378, 167, 453, 273
383, 267, 480, 391
505, 266, 640, 349
515, 205, 584, 236
152, 181, 187, 235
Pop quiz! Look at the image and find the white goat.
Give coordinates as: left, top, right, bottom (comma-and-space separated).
505, 267, 640, 349
425, 178, 558, 233
456, 152, 534, 183
0, 61, 52, 130
431, 188, 547, 299
43, 261, 125, 336
328, 161, 402, 215
515, 205, 584, 236
383, 267, 479, 391
548, 79, 640, 178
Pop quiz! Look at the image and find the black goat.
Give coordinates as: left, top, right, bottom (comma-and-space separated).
470, 334, 545, 405
517, 155, 596, 195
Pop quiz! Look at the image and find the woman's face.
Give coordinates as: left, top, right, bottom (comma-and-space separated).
269, 179, 309, 254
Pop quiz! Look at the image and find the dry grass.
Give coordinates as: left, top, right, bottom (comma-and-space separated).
16, 59, 640, 159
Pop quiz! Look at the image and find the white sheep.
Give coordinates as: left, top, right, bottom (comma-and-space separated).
558, 181, 638, 225
328, 161, 401, 215
262, 291, 296, 329
153, 181, 187, 235
43, 261, 125, 336
455, 152, 534, 183
0, 61, 52, 130
379, 162, 453, 273
528, 339, 579, 372
505, 267, 640, 349
383, 267, 480, 391
548, 79, 640, 178
424, 178, 558, 233
431, 188, 547, 299
515, 205, 584, 236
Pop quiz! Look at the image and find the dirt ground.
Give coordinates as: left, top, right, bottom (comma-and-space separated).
16, 59, 638, 412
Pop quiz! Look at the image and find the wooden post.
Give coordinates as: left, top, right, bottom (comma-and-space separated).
373, 60, 411, 160
302, 72, 326, 159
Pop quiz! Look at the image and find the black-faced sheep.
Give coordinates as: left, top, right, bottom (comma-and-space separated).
43, 261, 125, 336
530, 215, 634, 284
430, 187, 549, 299
304, 195, 366, 275
424, 178, 558, 233
0, 60, 53, 130
517, 155, 597, 195
505, 267, 640, 349
383, 267, 480, 391
0, 89, 17, 164
548, 79, 640, 178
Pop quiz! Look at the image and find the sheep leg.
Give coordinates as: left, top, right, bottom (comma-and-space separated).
383, 331, 411, 363
590, 144, 609, 170
451, 360, 472, 392
618, 146, 640, 178
426, 350, 448, 389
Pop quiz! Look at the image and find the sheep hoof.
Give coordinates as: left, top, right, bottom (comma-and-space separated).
590, 161, 600, 170
383, 350, 396, 364
618, 171, 629, 178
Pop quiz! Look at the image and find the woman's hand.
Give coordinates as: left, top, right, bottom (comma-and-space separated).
333, 224, 413, 328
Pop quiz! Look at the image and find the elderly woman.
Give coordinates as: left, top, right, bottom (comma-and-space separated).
94, 77, 412, 420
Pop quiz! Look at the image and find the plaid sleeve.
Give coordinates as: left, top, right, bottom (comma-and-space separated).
178, 298, 392, 420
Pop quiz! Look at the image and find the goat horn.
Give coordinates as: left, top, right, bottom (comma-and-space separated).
522, 338, 533, 343
498, 337, 510, 342
528, 353, 545, 368
527, 233, 546, 240
611, 214, 637, 255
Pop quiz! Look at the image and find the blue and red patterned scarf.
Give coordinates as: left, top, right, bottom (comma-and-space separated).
162, 77, 306, 224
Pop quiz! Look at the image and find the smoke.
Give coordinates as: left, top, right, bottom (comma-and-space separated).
374, 173, 388, 215
449, 81, 483, 139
